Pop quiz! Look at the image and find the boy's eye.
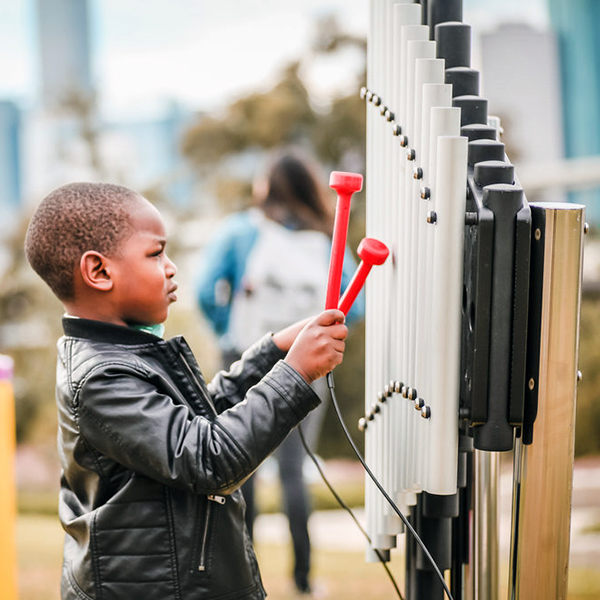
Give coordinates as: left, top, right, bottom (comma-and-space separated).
150, 248, 164, 257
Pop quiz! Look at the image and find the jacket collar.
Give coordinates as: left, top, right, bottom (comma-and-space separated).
62, 317, 163, 345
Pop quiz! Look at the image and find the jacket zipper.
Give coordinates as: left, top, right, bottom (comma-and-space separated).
179, 346, 227, 572
198, 495, 227, 572
178, 350, 217, 415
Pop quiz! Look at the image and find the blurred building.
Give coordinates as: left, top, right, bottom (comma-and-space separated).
479, 22, 565, 203
0, 101, 22, 235
36, 0, 93, 112
548, 0, 600, 222
21, 0, 195, 209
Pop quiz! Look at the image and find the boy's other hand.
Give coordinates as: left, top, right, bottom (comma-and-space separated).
284, 310, 347, 384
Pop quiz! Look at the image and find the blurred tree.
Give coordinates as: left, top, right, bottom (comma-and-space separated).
182, 62, 316, 167
574, 293, 600, 456
0, 218, 64, 445
181, 15, 367, 198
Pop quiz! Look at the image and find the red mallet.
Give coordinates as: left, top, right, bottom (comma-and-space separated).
325, 171, 364, 310
338, 237, 389, 315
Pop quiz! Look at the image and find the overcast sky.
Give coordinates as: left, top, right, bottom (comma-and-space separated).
0, 0, 548, 118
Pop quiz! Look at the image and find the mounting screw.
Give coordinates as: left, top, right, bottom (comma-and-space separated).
427, 211, 437, 224
459, 407, 471, 420
584, 222, 590, 235
534, 228, 542, 241
528, 378, 535, 391
465, 212, 478, 226
577, 370, 583, 382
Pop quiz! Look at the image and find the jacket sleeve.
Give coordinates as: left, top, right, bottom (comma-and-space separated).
76, 358, 320, 496
207, 333, 287, 412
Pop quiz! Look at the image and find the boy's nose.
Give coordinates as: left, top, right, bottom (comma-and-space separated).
165, 255, 177, 276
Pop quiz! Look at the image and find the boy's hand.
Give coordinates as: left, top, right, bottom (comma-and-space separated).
284, 310, 347, 384
272, 317, 312, 352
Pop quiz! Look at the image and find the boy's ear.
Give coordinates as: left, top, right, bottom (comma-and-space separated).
80, 251, 113, 292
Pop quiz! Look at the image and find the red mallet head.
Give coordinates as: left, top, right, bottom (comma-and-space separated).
325, 171, 364, 310
338, 237, 389, 315
329, 171, 364, 195
356, 237, 389, 266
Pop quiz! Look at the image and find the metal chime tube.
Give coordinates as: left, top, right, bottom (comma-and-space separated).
426, 134, 466, 495
397, 22, 429, 504
391, 2, 422, 517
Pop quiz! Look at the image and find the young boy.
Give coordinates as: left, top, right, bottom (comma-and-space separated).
24, 182, 347, 600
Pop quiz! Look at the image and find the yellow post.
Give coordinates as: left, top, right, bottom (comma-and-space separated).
0, 354, 18, 599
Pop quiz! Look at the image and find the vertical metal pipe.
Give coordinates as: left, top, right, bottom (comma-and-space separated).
473, 449, 499, 600
509, 202, 585, 600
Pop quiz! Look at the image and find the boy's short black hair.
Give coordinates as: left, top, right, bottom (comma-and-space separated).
25, 182, 142, 301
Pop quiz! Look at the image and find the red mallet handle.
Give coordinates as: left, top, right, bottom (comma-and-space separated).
325, 171, 364, 309
338, 237, 389, 315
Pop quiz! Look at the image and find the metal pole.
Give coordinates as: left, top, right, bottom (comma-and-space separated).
473, 449, 499, 600
509, 202, 585, 600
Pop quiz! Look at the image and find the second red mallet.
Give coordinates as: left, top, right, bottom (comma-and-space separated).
338, 237, 390, 315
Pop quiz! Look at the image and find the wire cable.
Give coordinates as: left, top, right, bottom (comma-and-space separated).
297, 423, 404, 600
325, 371, 454, 600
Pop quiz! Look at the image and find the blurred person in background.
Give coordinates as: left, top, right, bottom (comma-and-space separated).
196, 148, 364, 596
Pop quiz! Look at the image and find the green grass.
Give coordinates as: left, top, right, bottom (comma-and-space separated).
15, 513, 600, 600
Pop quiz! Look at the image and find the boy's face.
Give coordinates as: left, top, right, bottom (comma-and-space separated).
108, 198, 178, 326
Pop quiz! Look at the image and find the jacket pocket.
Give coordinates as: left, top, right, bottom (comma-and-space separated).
192, 494, 225, 575
63, 562, 95, 600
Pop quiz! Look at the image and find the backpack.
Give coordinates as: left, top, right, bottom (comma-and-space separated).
228, 211, 331, 352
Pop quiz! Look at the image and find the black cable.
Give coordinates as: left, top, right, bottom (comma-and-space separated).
325, 371, 454, 600
297, 423, 404, 600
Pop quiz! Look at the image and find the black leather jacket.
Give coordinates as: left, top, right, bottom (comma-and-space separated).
56, 317, 320, 599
